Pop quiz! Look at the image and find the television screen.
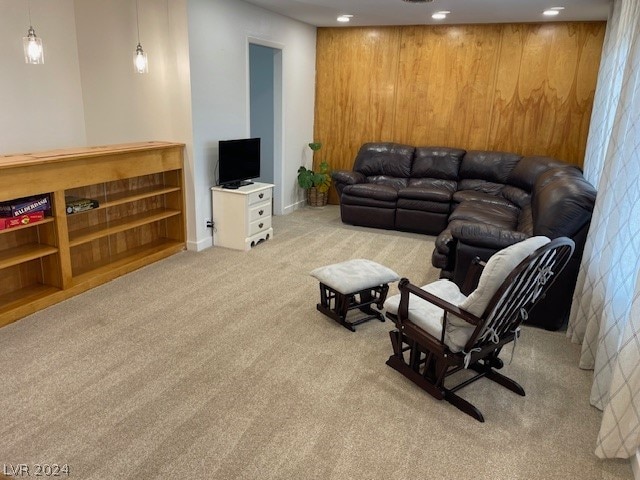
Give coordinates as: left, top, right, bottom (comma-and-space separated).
218, 138, 261, 187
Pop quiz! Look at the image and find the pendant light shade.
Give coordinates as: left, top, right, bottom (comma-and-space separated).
23, 26, 44, 64
133, 0, 148, 74
134, 43, 148, 73
23, 1, 44, 65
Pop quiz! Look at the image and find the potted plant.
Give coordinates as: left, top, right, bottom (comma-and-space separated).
297, 142, 331, 207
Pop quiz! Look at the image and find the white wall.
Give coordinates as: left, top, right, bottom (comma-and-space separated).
0, 0, 86, 154
0, 0, 315, 251
73, 0, 196, 244
73, 0, 192, 146
187, 0, 317, 250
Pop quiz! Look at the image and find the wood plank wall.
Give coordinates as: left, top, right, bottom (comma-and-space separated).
314, 22, 605, 203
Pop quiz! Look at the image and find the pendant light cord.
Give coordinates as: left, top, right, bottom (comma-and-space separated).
136, 0, 141, 44
27, 0, 33, 27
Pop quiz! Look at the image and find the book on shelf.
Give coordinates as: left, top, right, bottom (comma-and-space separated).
0, 194, 50, 217
0, 211, 46, 230
65, 196, 100, 214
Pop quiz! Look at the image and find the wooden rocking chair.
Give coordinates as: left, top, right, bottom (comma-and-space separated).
384, 236, 575, 422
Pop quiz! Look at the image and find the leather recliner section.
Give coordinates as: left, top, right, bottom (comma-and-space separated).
331, 142, 596, 330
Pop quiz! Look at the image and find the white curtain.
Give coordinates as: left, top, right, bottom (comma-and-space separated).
567, 0, 640, 460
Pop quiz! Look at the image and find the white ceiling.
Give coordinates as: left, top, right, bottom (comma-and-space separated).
242, 0, 611, 27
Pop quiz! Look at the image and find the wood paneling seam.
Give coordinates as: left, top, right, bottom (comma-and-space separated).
486, 25, 506, 151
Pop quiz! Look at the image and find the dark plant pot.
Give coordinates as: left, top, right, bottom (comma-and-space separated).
307, 187, 328, 207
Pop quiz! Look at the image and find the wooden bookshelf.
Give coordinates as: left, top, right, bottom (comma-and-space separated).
0, 141, 186, 328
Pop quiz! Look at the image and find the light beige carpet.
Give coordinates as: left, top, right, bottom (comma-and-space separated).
0, 206, 632, 479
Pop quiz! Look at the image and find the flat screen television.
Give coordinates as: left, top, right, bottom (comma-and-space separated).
218, 138, 261, 189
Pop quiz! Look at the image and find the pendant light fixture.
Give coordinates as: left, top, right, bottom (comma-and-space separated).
23, 0, 44, 64
133, 0, 148, 73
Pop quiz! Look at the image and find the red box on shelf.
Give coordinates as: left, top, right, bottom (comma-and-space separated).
0, 211, 46, 230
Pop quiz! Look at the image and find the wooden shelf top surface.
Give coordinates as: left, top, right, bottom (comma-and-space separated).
0, 243, 59, 269
0, 141, 185, 170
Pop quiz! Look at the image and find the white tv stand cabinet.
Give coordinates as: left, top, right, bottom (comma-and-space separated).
211, 182, 274, 251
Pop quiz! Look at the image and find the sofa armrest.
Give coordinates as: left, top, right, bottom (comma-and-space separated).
332, 170, 367, 198
450, 222, 529, 250
332, 170, 366, 185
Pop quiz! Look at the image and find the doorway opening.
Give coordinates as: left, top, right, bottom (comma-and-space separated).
249, 42, 283, 213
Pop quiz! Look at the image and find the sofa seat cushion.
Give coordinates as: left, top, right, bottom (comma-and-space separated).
342, 183, 398, 202
397, 199, 450, 214
501, 185, 531, 208
453, 190, 518, 210
449, 201, 519, 229
398, 179, 456, 203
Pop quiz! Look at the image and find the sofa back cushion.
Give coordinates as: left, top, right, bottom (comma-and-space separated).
354, 143, 415, 178
456, 179, 505, 196
412, 147, 465, 180
532, 167, 596, 238
507, 156, 568, 191
459, 151, 522, 184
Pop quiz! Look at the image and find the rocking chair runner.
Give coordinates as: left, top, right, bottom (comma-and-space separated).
384, 236, 575, 422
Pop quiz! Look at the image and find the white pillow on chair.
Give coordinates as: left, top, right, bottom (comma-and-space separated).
445, 236, 551, 351
385, 236, 551, 354
459, 236, 550, 316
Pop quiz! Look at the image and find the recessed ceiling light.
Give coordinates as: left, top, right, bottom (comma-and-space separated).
543, 6, 564, 16
432, 10, 450, 20
337, 14, 353, 22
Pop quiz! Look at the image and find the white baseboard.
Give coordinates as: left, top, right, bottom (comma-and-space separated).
282, 200, 306, 215
187, 236, 213, 251
632, 449, 640, 480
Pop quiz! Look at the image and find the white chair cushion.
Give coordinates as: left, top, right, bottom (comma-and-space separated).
310, 259, 399, 295
385, 236, 551, 354
384, 279, 468, 348
459, 236, 551, 317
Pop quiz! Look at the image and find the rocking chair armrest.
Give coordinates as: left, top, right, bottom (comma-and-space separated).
398, 279, 481, 327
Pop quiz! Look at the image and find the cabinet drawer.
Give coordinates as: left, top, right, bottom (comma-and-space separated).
249, 216, 272, 236
249, 202, 271, 223
248, 188, 272, 206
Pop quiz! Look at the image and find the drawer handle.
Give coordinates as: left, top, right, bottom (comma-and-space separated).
259, 193, 264, 199
259, 222, 264, 228
259, 210, 264, 215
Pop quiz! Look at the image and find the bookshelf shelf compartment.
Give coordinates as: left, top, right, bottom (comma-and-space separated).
71, 238, 184, 282
0, 142, 186, 328
0, 244, 58, 270
0, 217, 55, 236
68, 208, 181, 247
67, 184, 182, 215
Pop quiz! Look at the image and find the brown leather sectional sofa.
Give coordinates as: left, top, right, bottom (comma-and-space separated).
332, 142, 597, 330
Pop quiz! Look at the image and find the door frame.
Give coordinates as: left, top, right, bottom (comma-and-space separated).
247, 37, 284, 215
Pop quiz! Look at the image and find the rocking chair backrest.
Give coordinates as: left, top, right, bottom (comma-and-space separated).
462, 237, 575, 352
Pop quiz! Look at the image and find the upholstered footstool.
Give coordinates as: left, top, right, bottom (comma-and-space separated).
310, 259, 400, 331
